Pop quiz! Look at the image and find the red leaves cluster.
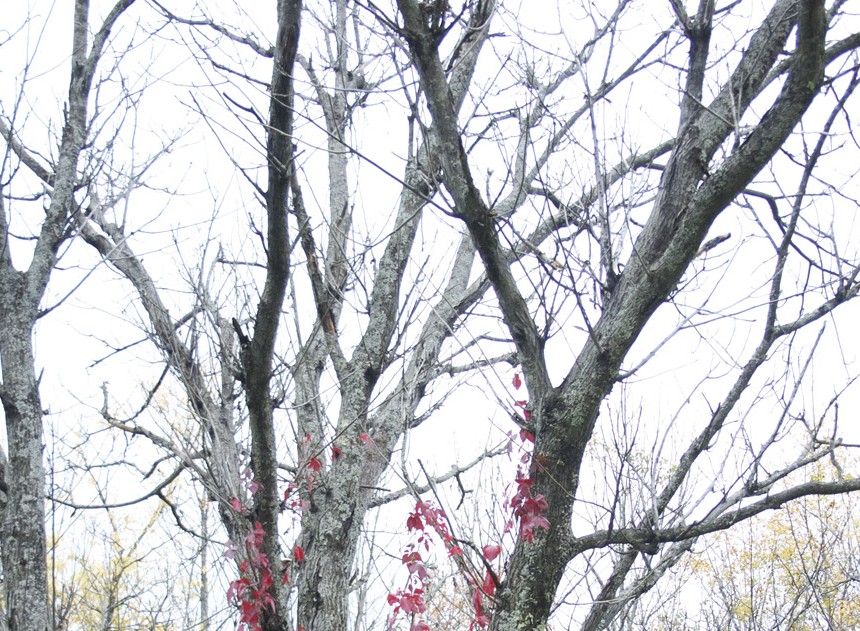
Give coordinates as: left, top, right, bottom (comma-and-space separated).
244, 466, 261, 495
407, 500, 463, 557
461, 544, 503, 630
226, 521, 276, 631
507, 371, 550, 542
433, 369, 550, 630
508, 478, 550, 543
387, 546, 428, 629
282, 482, 309, 516
228, 467, 260, 516
389, 500, 467, 630
469, 582, 491, 629
225, 469, 305, 631
387, 585, 426, 618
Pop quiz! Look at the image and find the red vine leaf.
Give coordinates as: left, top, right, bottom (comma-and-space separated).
293, 545, 305, 563
482, 570, 496, 596
482, 544, 501, 562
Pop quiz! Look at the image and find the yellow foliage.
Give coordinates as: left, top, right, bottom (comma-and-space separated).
49, 502, 184, 630
679, 462, 860, 630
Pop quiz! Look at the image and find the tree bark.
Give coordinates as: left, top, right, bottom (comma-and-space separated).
243, 1, 302, 629
396, 0, 829, 628
291, 4, 495, 630
0, 1, 137, 629
0, 314, 49, 631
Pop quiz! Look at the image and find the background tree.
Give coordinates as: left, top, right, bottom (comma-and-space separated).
49, 503, 191, 631
605, 462, 860, 630
686, 471, 860, 630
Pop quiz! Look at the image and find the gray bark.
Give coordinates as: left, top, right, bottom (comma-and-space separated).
66, 0, 860, 629
0, 1, 137, 629
395, 0, 839, 629
0, 315, 49, 631
240, 2, 303, 629
292, 4, 495, 629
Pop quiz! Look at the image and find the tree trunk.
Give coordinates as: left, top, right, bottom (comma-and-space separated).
296, 474, 364, 631
0, 312, 50, 631
0, 2, 138, 627
395, 0, 829, 628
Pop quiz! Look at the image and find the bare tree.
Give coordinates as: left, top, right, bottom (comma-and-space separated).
606, 469, 860, 630
76, 2, 501, 630
0, 1, 140, 629
48, 503, 185, 631
693, 488, 860, 630
395, 0, 860, 629
48, 0, 860, 630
